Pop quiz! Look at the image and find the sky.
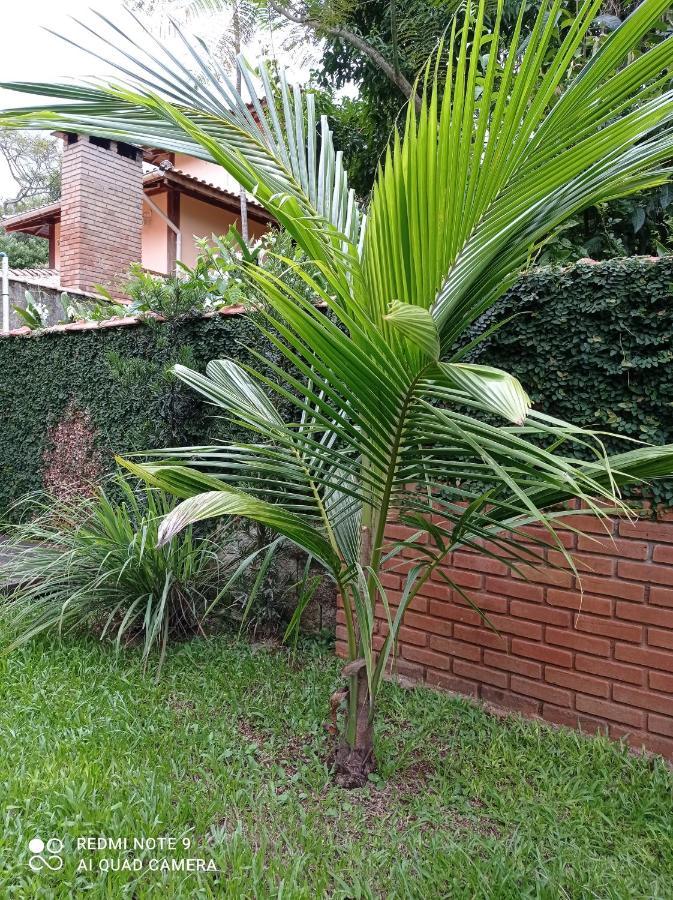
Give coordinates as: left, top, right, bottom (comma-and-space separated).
0, 1, 129, 196
0, 1, 322, 200
0, 0, 112, 93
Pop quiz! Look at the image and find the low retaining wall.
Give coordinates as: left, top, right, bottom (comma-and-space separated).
6, 271, 104, 331
336, 515, 673, 759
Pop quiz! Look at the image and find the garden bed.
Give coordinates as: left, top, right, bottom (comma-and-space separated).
2, 633, 672, 897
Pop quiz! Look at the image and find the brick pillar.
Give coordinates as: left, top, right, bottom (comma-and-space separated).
59, 135, 143, 297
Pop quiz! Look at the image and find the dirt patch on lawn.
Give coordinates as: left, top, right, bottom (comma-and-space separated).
207, 717, 501, 844
336, 753, 502, 840
236, 719, 319, 779
167, 693, 197, 715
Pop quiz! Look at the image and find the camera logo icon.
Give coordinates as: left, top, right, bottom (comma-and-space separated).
28, 837, 64, 871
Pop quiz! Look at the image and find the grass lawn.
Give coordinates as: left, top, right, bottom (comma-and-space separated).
1, 633, 672, 898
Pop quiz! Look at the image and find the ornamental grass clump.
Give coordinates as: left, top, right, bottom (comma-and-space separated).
4, 0, 673, 784
0, 477, 227, 673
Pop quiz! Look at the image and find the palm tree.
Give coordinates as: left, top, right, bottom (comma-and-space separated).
4, 0, 673, 785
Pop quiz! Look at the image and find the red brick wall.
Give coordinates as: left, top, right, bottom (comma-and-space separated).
336, 515, 673, 759
60, 136, 143, 297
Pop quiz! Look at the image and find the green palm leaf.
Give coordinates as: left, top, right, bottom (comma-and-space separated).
435, 363, 531, 425
384, 300, 440, 360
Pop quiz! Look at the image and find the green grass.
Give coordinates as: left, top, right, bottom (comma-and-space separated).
0, 634, 672, 898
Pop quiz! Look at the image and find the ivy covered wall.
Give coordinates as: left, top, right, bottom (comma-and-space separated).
479, 256, 673, 507
1, 256, 672, 518
0, 311, 283, 516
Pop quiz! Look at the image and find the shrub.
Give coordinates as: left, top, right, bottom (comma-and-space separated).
0, 476, 229, 673
112, 227, 292, 320
112, 228, 317, 321
122, 227, 318, 318
120, 263, 216, 320
0, 229, 48, 268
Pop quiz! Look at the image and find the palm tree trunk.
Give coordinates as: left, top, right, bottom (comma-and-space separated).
333, 657, 375, 788
333, 518, 376, 787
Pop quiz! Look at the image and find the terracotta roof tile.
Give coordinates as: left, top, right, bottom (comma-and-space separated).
143, 167, 269, 215
8, 268, 60, 287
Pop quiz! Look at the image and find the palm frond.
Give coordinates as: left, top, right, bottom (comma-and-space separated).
1, 11, 363, 285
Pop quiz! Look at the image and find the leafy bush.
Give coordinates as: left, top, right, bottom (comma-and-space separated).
61, 295, 128, 323
0, 477, 229, 672
119, 263, 216, 320
219, 520, 323, 641
536, 186, 673, 265
0, 229, 48, 268
114, 228, 317, 320
164, 225, 322, 312
185, 227, 264, 310
13, 289, 127, 331
114, 227, 277, 319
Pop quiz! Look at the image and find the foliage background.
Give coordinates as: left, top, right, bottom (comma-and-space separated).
0, 313, 286, 516
478, 256, 673, 507
1, 256, 672, 518
313, 1, 673, 257
0, 129, 62, 268
0, 231, 49, 268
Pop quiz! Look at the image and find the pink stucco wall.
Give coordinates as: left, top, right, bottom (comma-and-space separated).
179, 194, 268, 269
140, 155, 269, 274
141, 192, 169, 273
174, 154, 243, 195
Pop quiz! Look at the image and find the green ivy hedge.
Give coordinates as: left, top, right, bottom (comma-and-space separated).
479, 256, 673, 508
0, 313, 285, 517
1, 256, 672, 518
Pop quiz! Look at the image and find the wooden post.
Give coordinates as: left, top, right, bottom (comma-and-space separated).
48, 224, 56, 269
166, 189, 180, 275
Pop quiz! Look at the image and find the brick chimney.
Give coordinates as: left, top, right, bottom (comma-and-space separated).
59, 134, 143, 296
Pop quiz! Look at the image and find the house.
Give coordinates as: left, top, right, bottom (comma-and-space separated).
2, 133, 274, 305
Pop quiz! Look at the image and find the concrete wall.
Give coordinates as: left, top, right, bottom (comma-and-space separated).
6, 279, 66, 330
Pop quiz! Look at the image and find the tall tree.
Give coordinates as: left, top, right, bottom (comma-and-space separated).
0, 231, 49, 268
264, 0, 432, 110
291, 1, 673, 196
0, 130, 60, 269
0, 129, 60, 213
